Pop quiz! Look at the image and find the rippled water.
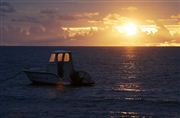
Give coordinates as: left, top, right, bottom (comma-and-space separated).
0, 46, 180, 118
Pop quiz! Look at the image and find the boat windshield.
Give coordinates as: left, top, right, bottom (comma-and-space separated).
49, 52, 70, 62
58, 53, 63, 62
64, 53, 70, 62
49, 53, 56, 62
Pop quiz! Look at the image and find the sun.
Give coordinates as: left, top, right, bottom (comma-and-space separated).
115, 22, 137, 36
123, 23, 137, 36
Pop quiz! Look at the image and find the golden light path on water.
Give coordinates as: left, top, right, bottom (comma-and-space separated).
113, 47, 143, 93
110, 47, 145, 117
109, 111, 139, 118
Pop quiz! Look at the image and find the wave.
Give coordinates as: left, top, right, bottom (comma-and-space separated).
87, 96, 180, 105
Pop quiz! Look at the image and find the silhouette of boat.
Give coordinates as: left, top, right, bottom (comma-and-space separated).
24, 50, 94, 86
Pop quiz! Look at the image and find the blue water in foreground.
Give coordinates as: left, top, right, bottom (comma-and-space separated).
0, 46, 180, 118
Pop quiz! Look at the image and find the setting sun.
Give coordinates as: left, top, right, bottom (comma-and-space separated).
123, 23, 137, 36
115, 23, 138, 36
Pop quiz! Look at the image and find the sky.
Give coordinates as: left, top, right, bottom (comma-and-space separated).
0, 0, 179, 46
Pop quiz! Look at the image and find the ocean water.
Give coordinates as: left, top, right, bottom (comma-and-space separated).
0, 46, 180, 118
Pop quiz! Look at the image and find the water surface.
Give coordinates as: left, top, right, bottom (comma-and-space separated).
0, 46, 180, 118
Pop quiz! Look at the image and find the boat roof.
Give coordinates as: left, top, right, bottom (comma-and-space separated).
51, 50, 71, 53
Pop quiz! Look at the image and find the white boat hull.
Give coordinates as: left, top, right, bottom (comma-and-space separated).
24, 70, 65, 85
24, 69, 94, 86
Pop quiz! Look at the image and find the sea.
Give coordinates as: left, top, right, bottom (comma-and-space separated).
0, 46, 180, 118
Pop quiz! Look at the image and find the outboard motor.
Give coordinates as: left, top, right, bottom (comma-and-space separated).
70, 71, 94, 86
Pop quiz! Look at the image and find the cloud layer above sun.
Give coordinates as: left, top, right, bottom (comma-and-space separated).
0, 0, 179, 46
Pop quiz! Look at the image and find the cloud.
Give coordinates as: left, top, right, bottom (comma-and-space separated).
11, 16, 40, 24
0, 2, 16, 13
0, 13, 6, 17
171, 14, 180, 19
74, 12, 99, 19
157, 18, 179, 25
145, 19, 155, 24
57, 12, 99, 21
58, 15, 77, 21
40, 8, 99, 21
1, 24, 66, 46
103, 13, 129, 25
40, 9, 58, 14
2, 9, 85, 44
60, 21, 179, 46
121, 6, 138, 12
40, 9, 76, 21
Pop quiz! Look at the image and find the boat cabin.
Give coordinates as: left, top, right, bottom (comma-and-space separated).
47, 50, 74, 80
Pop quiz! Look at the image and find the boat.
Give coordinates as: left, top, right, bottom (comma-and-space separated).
23, 50, 95, 86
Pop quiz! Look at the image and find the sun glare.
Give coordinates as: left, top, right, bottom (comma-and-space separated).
115, 22, 137, 36
123, 23, 137, 36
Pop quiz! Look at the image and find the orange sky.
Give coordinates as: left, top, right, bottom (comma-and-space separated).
0, 0, 179, 46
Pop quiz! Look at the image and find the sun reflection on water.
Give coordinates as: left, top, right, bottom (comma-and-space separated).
109, 111, 151, 118
113, 83, 141, 92
113, 48, 143, 92
122, 48, 138, 79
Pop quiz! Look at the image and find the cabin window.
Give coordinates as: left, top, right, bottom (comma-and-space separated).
64, 53, 70, 62
49, 53, 56, 62
57, 53, 63, 62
